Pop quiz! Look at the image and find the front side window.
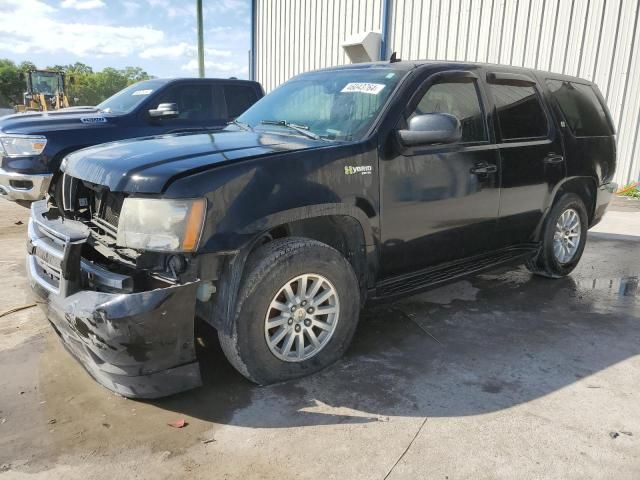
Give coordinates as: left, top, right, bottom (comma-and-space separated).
489, 83, 548, 140
546, 80, 613, 137
236, 68, 404, 141
409, 78, 487, 143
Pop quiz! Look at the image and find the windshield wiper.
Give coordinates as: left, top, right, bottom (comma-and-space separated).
260, 120, 322, 140
228, 119, 253, 131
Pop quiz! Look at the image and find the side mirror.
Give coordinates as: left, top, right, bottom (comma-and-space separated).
397, 113, 462, 147
149, 102, 179, 119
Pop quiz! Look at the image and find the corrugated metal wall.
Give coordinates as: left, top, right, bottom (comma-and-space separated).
254, 0, 640, 186
255, 0, 383, 92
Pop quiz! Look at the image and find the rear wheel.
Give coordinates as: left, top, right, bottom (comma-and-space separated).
526, 193, 588, 278
218, 237, 360, 385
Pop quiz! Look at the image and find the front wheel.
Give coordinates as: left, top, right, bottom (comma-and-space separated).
218, 237, 361, 385
526, 193, 588, 278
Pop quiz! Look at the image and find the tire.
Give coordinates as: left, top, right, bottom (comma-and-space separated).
218, 237, 361, 385
526, 193, 588, 278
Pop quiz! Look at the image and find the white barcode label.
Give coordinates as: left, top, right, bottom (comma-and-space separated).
340, 83, 386, 95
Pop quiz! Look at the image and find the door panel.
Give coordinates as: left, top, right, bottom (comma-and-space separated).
496, 139, 564, 245
487, 74, 565, 246
381, 146, 501, 276
380, 72, 500, 278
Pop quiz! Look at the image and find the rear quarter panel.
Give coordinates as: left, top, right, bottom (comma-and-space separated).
536, 73, 616, 186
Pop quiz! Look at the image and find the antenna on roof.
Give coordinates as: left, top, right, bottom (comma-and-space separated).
389, 52, 401, 63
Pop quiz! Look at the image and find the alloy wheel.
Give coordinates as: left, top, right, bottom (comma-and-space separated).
553, 208, 581, 264
264, 273, 340, 362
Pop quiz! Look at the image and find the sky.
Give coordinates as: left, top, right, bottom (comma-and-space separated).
0, 0, 251, 79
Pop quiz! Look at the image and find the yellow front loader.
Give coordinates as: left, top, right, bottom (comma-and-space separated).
14, 70, 70, 113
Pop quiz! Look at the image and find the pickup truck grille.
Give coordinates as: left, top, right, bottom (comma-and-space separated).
98, 188, 124, 228
62, 173, 124, 235
30, 221, 64, 292
90, 214, 118, 243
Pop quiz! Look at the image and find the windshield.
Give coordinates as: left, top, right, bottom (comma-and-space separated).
30, 72, 62, 95
97, 80, 166, 114
236, 68, 404, 141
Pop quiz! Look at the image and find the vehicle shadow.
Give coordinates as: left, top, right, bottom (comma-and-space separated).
151, 240, 640, 428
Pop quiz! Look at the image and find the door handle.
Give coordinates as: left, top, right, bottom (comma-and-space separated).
470, 162, 498, 175
544, 153, 564, 164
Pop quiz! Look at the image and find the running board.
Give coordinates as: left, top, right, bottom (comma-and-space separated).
373, 244, 539, 300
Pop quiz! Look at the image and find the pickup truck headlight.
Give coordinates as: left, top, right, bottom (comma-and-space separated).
0, 134, 47, 157
116, 198, 207, 252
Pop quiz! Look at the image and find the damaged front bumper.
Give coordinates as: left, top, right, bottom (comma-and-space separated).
26, 200, 202, 398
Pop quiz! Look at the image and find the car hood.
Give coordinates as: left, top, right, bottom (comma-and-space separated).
0, 107, 113, 135
63, 130, 325, 193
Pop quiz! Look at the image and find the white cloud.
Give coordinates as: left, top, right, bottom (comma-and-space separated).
7, 0, 55, 14
140, 42, 231, 59
121, 1, 141, 16
206, 0, 249, 13
144, 0, 193, 18
0, 0, 164, 57
146, 0, 249, 16
61, 0, 105, 9
181, 59, 236, 72
0, 0, 250, 78
207, 25, 249, 44
180, 59, 247, 78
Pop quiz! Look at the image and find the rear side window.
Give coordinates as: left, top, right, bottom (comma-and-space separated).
410, 79, 487, 143
225, 85, 258, 118
546, 80, 613, 137
489, 84, 548, 140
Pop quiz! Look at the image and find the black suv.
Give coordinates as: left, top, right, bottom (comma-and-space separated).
0, 78, 263, 203
26, 61, 616, 398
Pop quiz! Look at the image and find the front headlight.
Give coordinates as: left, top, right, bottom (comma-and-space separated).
116, 198, 207, 252
0, 134, 47, 157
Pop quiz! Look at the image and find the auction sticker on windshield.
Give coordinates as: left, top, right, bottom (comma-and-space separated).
132, 89, 153, 96
341, 83, 386, 94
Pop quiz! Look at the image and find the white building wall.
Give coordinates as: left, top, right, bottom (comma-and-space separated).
255, 0, 640, 186
255, 0, 383, 92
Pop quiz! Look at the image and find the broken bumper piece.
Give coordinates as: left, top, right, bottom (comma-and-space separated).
26, 200, 202, 399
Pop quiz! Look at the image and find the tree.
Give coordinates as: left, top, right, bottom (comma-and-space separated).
0, 58, 155, 108
18, 61, 36, 72
66, 62, 93, 75
121, 66, 151, 83
0, 59, 23, 107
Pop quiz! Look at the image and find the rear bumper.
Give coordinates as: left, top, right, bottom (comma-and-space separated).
591, 181, 618, 228
26, 200, 202, 398
0, 167, 52, 202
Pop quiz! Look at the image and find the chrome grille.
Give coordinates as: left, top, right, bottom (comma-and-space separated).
29, 217, 66, 293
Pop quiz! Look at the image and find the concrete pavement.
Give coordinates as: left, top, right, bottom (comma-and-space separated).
0, 197, 638, 479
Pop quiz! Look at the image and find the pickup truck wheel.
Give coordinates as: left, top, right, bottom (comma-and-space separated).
526, 193, 588, 278
218, 237, 360, 385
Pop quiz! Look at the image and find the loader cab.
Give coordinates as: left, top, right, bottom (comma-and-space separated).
19, 70, 69, 112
